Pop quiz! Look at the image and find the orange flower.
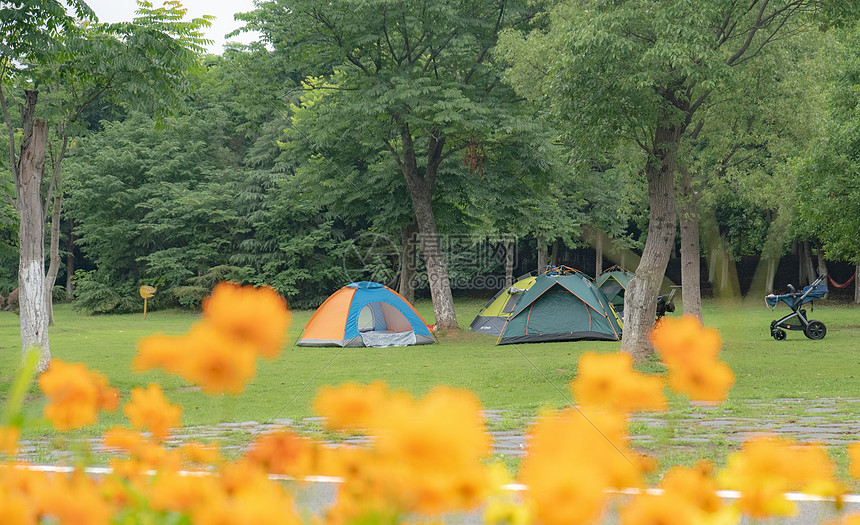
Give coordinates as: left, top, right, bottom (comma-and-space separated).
102, 427, 148, 454
123, 384, 182, 441
665, 358, 735, 403
660, 461, 722, 514
849, 442, 860, 479
520, 408, 641, 525
146, 469, 220, 513
571, 352, 666, 412
0, 426, 19, 455
180, 441, 221, 465
620, 492, 699, 525
0, 489, 36, 525
133, 333, 187, 374
38, 360, 119, 430
650, 315, 722, 363
313, 381, 390, 431
719, 436, 840, 519
826, 514, 860, 525
36, 471, 112, 525
246, 430, 317, 477
179, 324, 258, 394
650, 316, 734, 403
202, 281, 291, 359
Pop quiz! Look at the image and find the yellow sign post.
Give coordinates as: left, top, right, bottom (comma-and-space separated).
139, 285, 156, 318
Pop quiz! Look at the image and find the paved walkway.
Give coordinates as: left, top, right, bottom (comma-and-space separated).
17, 397, 860, 463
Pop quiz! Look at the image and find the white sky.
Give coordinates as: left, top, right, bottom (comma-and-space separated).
84, 0, 261, 54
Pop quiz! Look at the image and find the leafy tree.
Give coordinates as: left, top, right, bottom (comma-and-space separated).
797, 24, 860, 302
499, 0, 850, 359
240, 0, 544, 330
0, 0, 209, 369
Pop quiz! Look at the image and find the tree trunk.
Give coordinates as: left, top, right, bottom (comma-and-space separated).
595, 234, 603, 277
66, 226, 76, 298
17, 104, 50, 371
550, 238, 559, 266
678, 165, 702, 320
398, 220, 417, 304
765, 257, 777, 294
816, 253, 827, 279
536, 232, 547, 272
856, 264, 860, 304
504, 237, 514, 287
45, 194, 62, 325
408, 181, 457, 329
622, 116, 680, 361
801, 241, 816, 286
395, 126, 458, 330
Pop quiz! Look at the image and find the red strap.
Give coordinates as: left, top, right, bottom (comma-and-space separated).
828, 272, 856, 289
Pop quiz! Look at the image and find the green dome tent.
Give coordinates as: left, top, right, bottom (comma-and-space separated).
469, 272, 538, 336
594, 267, 635, 316
496, 272, 622, 345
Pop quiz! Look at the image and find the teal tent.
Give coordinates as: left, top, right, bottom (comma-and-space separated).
595, 268, 635, 316
497, 273, 622, 345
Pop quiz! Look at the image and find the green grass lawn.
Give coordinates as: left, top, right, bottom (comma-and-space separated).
1, 298, 858, 480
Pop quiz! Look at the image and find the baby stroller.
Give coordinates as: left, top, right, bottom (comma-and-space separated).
765, 274, 828, 340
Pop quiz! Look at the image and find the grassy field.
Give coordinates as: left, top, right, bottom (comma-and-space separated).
1, 298, 858, 479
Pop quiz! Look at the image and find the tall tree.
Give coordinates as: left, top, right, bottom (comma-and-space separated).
500, 0, 849, 359
0, 0, 208, 370
240, 0, 543, 330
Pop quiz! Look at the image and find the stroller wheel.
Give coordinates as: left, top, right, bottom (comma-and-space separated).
772, 328, 786, 341
804, 320, 826, 340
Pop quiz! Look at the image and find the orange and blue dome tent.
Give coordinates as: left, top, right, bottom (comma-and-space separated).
296, 281, 436, 347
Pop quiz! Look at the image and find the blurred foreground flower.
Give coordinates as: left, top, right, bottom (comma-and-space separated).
38, 360, 118, 430
0, 426, 19, 455
650, 316, 735, 402
124, 384, 182, 441
849, 442, 860, 479
135, 282, 291, 394
571, 351, 666, 412
719, 436, 843, 519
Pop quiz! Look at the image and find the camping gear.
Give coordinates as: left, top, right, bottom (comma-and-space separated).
469, 272, 538, 336
656, 286, 680, 320
296, 281, 436, 347
496, 270, 622, 345
765, 274, 828, 341
595, 267, 635, 316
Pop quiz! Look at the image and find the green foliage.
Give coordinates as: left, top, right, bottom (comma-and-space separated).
796, 25, 860, 263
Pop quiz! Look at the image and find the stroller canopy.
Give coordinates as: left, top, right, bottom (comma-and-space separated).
766, 282, 828, 309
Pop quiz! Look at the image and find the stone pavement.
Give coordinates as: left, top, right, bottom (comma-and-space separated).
15, 397, 860, 462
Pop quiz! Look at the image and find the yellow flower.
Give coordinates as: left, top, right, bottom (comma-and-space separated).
0, 426, 19, 455
313, 381, 389, 431
665, 358, 735, 403
719, 436, 840, 519
146, 469, 219, 513
132, 333, 187, 374
36, 471, 112, 525
650, 316, 734, 402
180, 323, 258, 394
38, 360, 118, 430
246, 430, 318, 477
0, 488, 36, 525
519, 408, 641, 525
620, 492, 700, 525
571, 352, 666, 412
661, 461, 723, 514
483, 498, 531, 525
826, 514, 860, 525
102, 427, 148, 454
202, 281, 291, 359
123, 384, 182, 441
849, 442, 860, 479
180, 441, 221, 465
